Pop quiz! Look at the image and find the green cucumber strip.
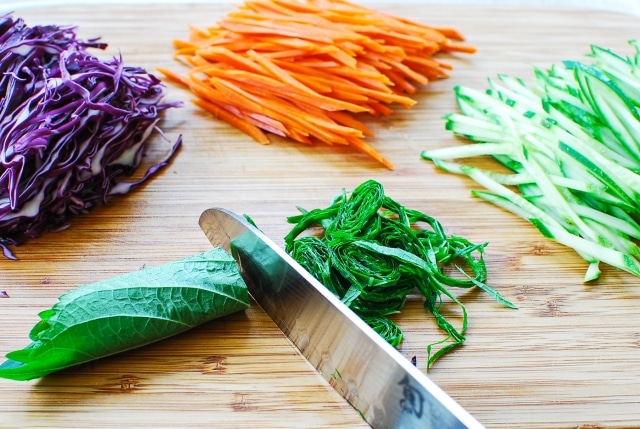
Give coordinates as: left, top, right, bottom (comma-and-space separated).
421, 142, 515, 161
589, 44, 640, 104
558, 140, 640, 205
583, 262, 602, 282
570, 202, 640, 240
475, 191, 599, 266
443, 113, 511, 143
540, 222, 640, 277
474, 190, 640, 279
574, 64, 640, 161
445, 163, 566, 230
583, 217, 640, 257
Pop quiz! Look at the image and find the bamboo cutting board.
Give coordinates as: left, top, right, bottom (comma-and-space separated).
1, 2, 640, 428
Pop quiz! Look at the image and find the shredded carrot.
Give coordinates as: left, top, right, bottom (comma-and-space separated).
160, 0, 475, 170
194, 97, 273, 144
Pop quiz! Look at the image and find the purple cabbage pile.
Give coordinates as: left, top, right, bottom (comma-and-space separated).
0, 14, 183, 260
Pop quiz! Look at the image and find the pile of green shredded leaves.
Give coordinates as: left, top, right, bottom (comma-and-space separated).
284, 179, 516, 369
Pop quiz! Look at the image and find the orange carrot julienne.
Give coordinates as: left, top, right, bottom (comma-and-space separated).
196, 46, 265, 74
161, 0, 476, 170
245, 51, 371, 113
440, 43, 478, 54
425, 26, 466, 41
383, 69, 419, 95
291, 72, 415, 107
157, 67, 187, 86
326, 110, 374, 137
266, 0, 321, 13
346, 136, 394, 170
366, 100, 394, 117
193, 97, 272, 144
214, 77, 364, 144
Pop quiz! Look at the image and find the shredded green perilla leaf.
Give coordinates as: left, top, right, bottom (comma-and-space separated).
284, 179, 516, 369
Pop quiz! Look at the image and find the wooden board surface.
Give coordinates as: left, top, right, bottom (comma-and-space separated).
2, 2, 640, 428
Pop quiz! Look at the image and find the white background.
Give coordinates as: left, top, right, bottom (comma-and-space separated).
1, 0, 639, 17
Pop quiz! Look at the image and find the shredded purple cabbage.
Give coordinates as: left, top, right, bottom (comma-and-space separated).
0, 14, 183, 259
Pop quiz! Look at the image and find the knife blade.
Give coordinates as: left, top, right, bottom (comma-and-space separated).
199, 207, 485, 429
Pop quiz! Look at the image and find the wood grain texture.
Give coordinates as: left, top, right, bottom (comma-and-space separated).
1, 3, 640, 428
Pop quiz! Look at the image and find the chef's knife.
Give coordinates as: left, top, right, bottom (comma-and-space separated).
199, 207, 484, 429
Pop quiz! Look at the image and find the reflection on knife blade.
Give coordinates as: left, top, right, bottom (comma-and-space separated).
199, 208, 485, 429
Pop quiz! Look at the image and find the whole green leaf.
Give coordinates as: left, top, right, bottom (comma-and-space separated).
0, 247, 249, 381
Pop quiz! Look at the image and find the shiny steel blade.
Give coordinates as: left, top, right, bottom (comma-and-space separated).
199, 208, 484, 429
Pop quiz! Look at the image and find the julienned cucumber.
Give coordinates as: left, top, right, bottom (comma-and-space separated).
421, 40, 640, 282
